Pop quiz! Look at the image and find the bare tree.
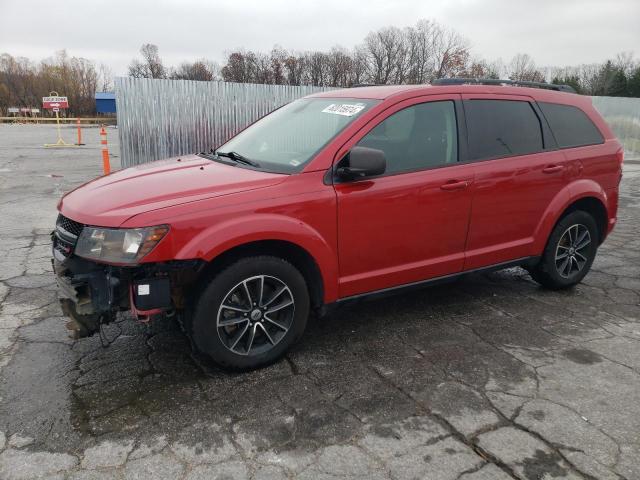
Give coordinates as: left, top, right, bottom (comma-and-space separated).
139, 18, 637, 96
34, 50, 98, 115
128, 44, 166, 79
214, 20, 470, 87
221, 51, 252, 83
98, 63, 113, 91
283, 53, 306, 85
431, 27, 470, 79
0, 50, 101, 115
509, 53, 544, 82
305, 51, 329, 86
171, 60, 218, 81
574, 64, 603, 95
127, 60, 146, 79
613, 51, 636, 77
348, 47, 368, 86
461, 59, 489, 79
249, 52, 273, 84
486, 59, 506, 79
405, 20, 435, 84
0, 54, 35, 110
363, 27, 406, 84
326, 47, 352, 87
270, 47, 287, 85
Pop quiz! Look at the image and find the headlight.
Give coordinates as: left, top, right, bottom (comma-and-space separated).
75, 225, 169, 264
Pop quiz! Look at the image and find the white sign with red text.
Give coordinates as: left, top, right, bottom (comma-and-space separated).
42, 96, 69, 109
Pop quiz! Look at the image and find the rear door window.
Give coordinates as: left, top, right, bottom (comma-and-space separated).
538, 102, 604, 148
465, 99, 544, 161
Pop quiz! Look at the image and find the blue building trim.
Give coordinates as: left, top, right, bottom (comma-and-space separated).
95, 92, 116, 114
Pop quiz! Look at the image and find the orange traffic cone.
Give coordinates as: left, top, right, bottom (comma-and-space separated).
100, 126, 111, 175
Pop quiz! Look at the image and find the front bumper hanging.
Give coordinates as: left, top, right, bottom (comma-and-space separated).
52, 215, 201, 339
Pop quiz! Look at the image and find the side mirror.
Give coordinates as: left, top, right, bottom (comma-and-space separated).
336, 146, 386, 180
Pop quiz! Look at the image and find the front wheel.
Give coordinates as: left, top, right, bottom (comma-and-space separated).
190, 256, 309, 370
529, 210, 598, 290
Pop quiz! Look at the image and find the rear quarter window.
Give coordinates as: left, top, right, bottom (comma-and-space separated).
465, 99, 544, 161
538, 102, 604, 149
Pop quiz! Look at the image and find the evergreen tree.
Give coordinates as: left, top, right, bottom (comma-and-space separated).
608, 69, 628, 96
627, 67, 640, 98
551, 75, 582, 94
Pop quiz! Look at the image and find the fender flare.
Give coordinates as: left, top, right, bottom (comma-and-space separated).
174, 214, 339, 302
532, 179, 608, 253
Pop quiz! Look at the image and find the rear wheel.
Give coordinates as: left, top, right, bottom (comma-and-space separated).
190, 256, 309, 370
529, 210, 598, 289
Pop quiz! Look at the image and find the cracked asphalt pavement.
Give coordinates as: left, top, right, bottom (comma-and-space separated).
1, 124, 640, 480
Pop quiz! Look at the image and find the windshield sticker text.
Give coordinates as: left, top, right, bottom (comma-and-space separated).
322, 103, 366, 117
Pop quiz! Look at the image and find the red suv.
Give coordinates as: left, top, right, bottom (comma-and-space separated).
53, 80, 623, 369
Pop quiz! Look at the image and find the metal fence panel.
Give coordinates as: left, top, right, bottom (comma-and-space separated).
115, 77, 333, 167
591, 96, 640, 159
115, 78, 640, 167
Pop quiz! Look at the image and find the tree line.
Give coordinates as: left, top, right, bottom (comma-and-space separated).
126, 20, 640, 98
0, 51, 112, 116
1, 18, 639, 116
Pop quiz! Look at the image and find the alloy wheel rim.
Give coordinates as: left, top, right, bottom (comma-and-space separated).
216, 275, 295, 356
555, 224, 591, 279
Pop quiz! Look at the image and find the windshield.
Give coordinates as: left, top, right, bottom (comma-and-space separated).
215, 98, 378, 173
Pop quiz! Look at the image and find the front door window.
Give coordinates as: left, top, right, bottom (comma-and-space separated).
357, 100, 458, 174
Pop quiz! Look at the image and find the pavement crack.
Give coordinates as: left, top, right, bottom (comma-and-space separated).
483, 375, 625, 477
369, 365, 519, 479
509, 418, 601, 480
455, 461, 489, 480
480, 391, 605, 480
449, 316, 543, 393
525, 396, 623, 468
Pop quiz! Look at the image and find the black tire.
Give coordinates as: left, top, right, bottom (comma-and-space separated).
189, 256, 309, 370
529, 210, 599, 290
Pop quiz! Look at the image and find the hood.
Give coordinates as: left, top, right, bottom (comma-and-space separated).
59, 154, 286, 227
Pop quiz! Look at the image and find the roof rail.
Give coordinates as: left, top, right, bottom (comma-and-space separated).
431, 78, 576, 93
350, 83, 379, 88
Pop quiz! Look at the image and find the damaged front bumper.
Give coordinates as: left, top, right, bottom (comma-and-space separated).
52, 215, 202, 339
52, 254, 123, 338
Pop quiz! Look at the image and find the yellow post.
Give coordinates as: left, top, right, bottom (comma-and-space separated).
44, 111, 77, 147
55, 110, 62, 141
44, 90, 77, 147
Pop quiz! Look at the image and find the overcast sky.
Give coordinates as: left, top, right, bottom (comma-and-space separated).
1, 0, 638, 75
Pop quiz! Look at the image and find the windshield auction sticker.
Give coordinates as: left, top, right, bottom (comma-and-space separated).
322, 103, 366, 116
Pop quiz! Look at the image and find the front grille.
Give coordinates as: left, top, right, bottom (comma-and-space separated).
56, 214, 84, 237
54, 214, 85, 258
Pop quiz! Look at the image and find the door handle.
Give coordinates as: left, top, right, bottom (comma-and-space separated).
542, 165, 565, 174
440, 180, 469, 191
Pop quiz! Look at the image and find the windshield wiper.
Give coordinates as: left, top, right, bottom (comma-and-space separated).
214, 150, 261, 168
